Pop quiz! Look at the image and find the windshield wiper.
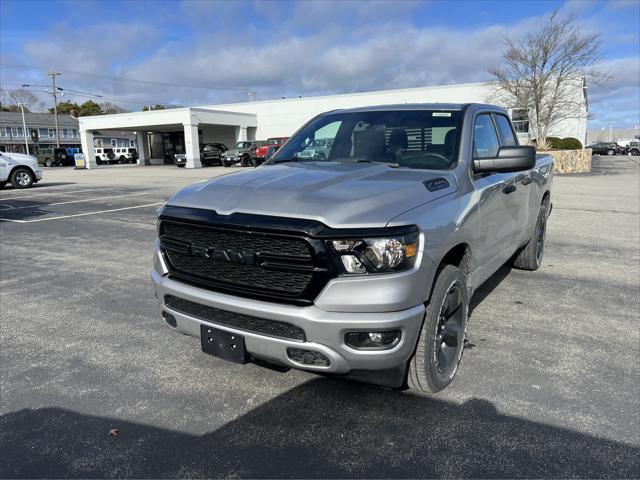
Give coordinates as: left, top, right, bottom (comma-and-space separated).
356, 160, 400, 168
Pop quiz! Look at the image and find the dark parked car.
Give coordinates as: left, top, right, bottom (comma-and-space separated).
174, 143, 228, 167
587, 142, 624, 156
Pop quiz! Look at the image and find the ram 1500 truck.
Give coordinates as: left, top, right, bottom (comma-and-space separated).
152, 103, 553, 392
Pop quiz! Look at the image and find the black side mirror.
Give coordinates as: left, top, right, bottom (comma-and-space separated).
473, 146, 536, 173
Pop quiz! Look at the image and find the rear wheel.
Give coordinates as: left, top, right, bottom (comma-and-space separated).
408, 265, 468, 393
513, 204, 548, 271
44, 158, 53, 167
10, 167, 34, 189
607, 149, 614, 156
96, 157, 103, 165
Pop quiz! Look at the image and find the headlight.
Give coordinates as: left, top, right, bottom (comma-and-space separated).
329, 228, 420, 274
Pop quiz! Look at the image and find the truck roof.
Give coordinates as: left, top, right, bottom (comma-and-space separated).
327, 103, 503, 114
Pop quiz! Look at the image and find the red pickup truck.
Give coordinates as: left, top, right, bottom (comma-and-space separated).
254, 137, 288, 165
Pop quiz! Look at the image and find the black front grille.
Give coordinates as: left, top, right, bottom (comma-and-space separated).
165, 295, 306, 341
159, 219, 327, 304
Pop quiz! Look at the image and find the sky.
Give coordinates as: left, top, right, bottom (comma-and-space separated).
0, 0, 638, 129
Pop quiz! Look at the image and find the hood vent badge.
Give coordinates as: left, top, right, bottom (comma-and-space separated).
424, 178, 450, 192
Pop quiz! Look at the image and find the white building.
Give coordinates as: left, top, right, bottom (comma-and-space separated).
79, 81, 588, 169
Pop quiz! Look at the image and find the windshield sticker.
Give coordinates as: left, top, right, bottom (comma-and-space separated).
432, 112, 452, 117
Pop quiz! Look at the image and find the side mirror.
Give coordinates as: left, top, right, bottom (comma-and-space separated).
473, 146, 536, 173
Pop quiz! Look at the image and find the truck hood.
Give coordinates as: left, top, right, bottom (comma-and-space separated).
166, 162, 458, 228
1, 152, 39, 168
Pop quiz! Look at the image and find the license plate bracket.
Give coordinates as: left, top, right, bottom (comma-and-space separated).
200, 325, 249, 364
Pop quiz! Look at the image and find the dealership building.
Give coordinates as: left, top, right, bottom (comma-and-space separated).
79, 81, 589, 169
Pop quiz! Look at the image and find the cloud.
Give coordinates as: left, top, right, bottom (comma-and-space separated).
0, 0, 637, 128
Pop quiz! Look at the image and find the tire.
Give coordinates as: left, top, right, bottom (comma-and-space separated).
251, 157, 258, 167
223, 161, 230, 168
408, 265, 468, 393
119, 156, 126, 164
44, 158, 53, 167
631, 149, 640, 156
513, 204, 549, 271
607, 149, 614, 156
96, 158, 103, 166
10, 167, 34, 189
177, 164, 186, 168
242, 155, 251, 167
0, 181, 7, 189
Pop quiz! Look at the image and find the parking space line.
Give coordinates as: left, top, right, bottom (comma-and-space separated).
0, 192, 155, 211
0, 203, 163, 223
0, 188, 98, 200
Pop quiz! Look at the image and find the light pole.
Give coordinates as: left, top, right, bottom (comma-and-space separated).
17, 102, 29, 154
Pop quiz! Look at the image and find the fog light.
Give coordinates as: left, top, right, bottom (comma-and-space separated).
345, 330, 401, 350
162, 311, 177, 328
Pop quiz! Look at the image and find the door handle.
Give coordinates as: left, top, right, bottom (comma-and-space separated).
503, 184, 517, 194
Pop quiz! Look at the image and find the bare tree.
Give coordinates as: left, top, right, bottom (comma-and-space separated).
101, 102, 127, 114
490, 11, 606, 148
4, 89, 45, 112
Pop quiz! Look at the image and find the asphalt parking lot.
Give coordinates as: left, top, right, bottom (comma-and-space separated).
1, 158, 638, 478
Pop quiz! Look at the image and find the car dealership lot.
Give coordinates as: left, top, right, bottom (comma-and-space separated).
1, 159, 638, 478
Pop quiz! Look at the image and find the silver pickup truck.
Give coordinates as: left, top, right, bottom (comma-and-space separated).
152, 103, 553, 392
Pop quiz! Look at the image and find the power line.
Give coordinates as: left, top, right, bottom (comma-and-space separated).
2, 84, 169, 106
1, 63, 254, 93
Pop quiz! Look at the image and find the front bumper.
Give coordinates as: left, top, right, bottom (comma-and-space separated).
34, 169, 43, 181
151, 269, 425, 375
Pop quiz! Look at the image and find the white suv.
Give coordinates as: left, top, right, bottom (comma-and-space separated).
0, 151, 43, 189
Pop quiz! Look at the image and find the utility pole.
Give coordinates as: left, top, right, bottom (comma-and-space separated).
608, 122, 614, 142
17, 102, 29, 154
48, 69, 61, 147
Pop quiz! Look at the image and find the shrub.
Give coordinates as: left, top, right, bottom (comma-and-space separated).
561, 137, 583, 149
546, 137, 564, 149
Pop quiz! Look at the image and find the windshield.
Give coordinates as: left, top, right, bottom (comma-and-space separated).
236, 142, 252, 149
270, 110, 463, 170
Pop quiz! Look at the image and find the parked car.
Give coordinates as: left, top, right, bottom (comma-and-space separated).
36, 147, 78, 167
586, 142, 625, 156
298, 138, 333, 161
625, 141, 640, 156
114, 147, 139, 164
152, 103, 554, 393
95, 147, 116, 165
174, 143, 228, 167
254, 137, 289, 165
222, 141, 267, 167
0, 150, 43, 189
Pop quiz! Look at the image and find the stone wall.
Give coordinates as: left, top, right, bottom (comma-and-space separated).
540, 149, 592, 174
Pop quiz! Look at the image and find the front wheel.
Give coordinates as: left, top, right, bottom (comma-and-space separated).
408, 265, 468, 393
96, 158, 103, 166
607, 149, 615, 156
0, 181, 7, 189
10, 167, 34, 189
513, 204, 548, 271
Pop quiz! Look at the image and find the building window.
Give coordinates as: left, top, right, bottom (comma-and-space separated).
130, 139, 135, 147
61, 128, 68, 138
72, 129, 79, 137
111, 139, 117, 147
39, 128, 48, 139
510, 109, 530, 134
11, 127, 24, 138
48, 128, 56, 138
0, 127, 9, 137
